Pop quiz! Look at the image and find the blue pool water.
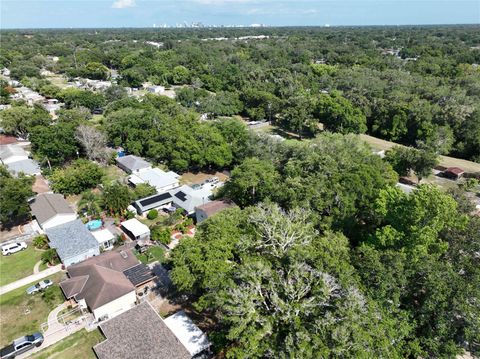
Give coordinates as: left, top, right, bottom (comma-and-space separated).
86, 219, 102, 231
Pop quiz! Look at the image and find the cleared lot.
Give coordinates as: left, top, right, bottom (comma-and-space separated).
0, 272, 65, 347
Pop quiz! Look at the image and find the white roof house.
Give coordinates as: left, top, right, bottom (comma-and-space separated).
120, 218, 150, 241
92, 228, 116, 251
164, 310, 211, 357
129, 168, 180, 193
170, 185, 213, 215
147, 85, 165, 94
0, 144, 29, 164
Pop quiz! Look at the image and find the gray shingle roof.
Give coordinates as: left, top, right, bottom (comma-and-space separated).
94, 302, 191, 359
116, 155, 151, 172
30, 193, 75, 225
6, 159, 41, 176
45, 219, 99, 263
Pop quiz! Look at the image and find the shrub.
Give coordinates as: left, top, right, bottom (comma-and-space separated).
41, 248, 60, 265
33, 235, 48, 249
151, 226, 171, 245
147, 209, 159, 220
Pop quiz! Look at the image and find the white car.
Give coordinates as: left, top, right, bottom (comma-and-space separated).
1, 242, 27, 256
26, 280, 53, 295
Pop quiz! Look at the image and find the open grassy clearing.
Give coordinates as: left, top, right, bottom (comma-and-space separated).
135, 246, 165, 264
29, 329, 105, 359
180, 171, 229, 185
0, 246, 43, 286
0, 272, 65, 346
359, 134, 480, 173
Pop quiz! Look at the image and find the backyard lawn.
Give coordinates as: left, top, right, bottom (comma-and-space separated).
135, 246, 165, 264
30, 329, 105, 359
0, 272, 65, 346
0, 246, 43, 286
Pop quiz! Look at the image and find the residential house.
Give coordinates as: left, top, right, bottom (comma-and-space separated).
147, 85, 165, 94
91, 228, 116, 251
94, 302, 210, 359
133, 192, 174, 216
128, 167, 180, 193
45, 219, 100, 267
0, 144, 41, 177
443, 167, 465, 180
116, 155, 152, 174
120, 218, 150, 241
170, 185, 213, 215
30, 193, 77, 230
59, 249, 155, 320
0, 144, 29, 164
195, 200, 235, 223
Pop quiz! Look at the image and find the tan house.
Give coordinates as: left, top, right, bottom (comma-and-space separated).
59, 249, 155, 321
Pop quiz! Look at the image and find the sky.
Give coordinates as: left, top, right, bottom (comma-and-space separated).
1, 0, 479, 29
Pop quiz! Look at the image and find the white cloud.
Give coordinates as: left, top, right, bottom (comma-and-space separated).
112, 0, 136, 9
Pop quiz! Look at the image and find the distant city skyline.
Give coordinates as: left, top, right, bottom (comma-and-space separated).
1, 0, 479, 29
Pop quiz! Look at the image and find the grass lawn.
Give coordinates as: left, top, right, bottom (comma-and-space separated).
0, 247, 43, 286
30, 329, 105, 359
359, 134, 480, 173
135, 246, 165, 264
0, 272, 65, 347
103, 165, 126, 185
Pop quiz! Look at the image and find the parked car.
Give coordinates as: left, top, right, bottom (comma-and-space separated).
1, 242, 27, 256
26, 280, 53, 295
0, 332, 44, 359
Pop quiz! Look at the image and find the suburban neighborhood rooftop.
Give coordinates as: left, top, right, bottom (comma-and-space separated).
30, 193, 75, 225
45, 219, 98, 263
93, 302, 191, 359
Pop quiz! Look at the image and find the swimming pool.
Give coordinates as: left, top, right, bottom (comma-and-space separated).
86, 219, 102, 231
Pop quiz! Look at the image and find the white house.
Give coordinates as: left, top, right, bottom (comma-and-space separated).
59, 251, 141, 320
120, 218, 150, 241
0, 144, 41, 177
45, 219, 100, 267
147, 85, 165, 94
0, 144, 29, 164
170, 185, 213, 215
115, 155, 152, 174
30, 193, 78, 230
128, 167, 180, 193
92, 228, 116, 251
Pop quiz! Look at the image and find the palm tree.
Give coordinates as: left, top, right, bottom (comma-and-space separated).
78, 191, 102, 217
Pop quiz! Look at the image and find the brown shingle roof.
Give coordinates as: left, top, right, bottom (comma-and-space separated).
30, 193, 75, 225
60, 250, 140, 310
195, 200, 235, 217
445, 167, 464, 175
94, 302, 191, 359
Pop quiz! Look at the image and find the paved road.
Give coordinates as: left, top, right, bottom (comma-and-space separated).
0, 265, 62, 296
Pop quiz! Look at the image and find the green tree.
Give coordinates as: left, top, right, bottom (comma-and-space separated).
132, 183, 156, 200
49, 159, 104, 195
77, 190, 103, 216
102, 182, 131, 215
0, 166, 34, 229
0, 105, 50, 138
83, 62, 109, 80
315, 92, 367, 134
222, 158, 279, 207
